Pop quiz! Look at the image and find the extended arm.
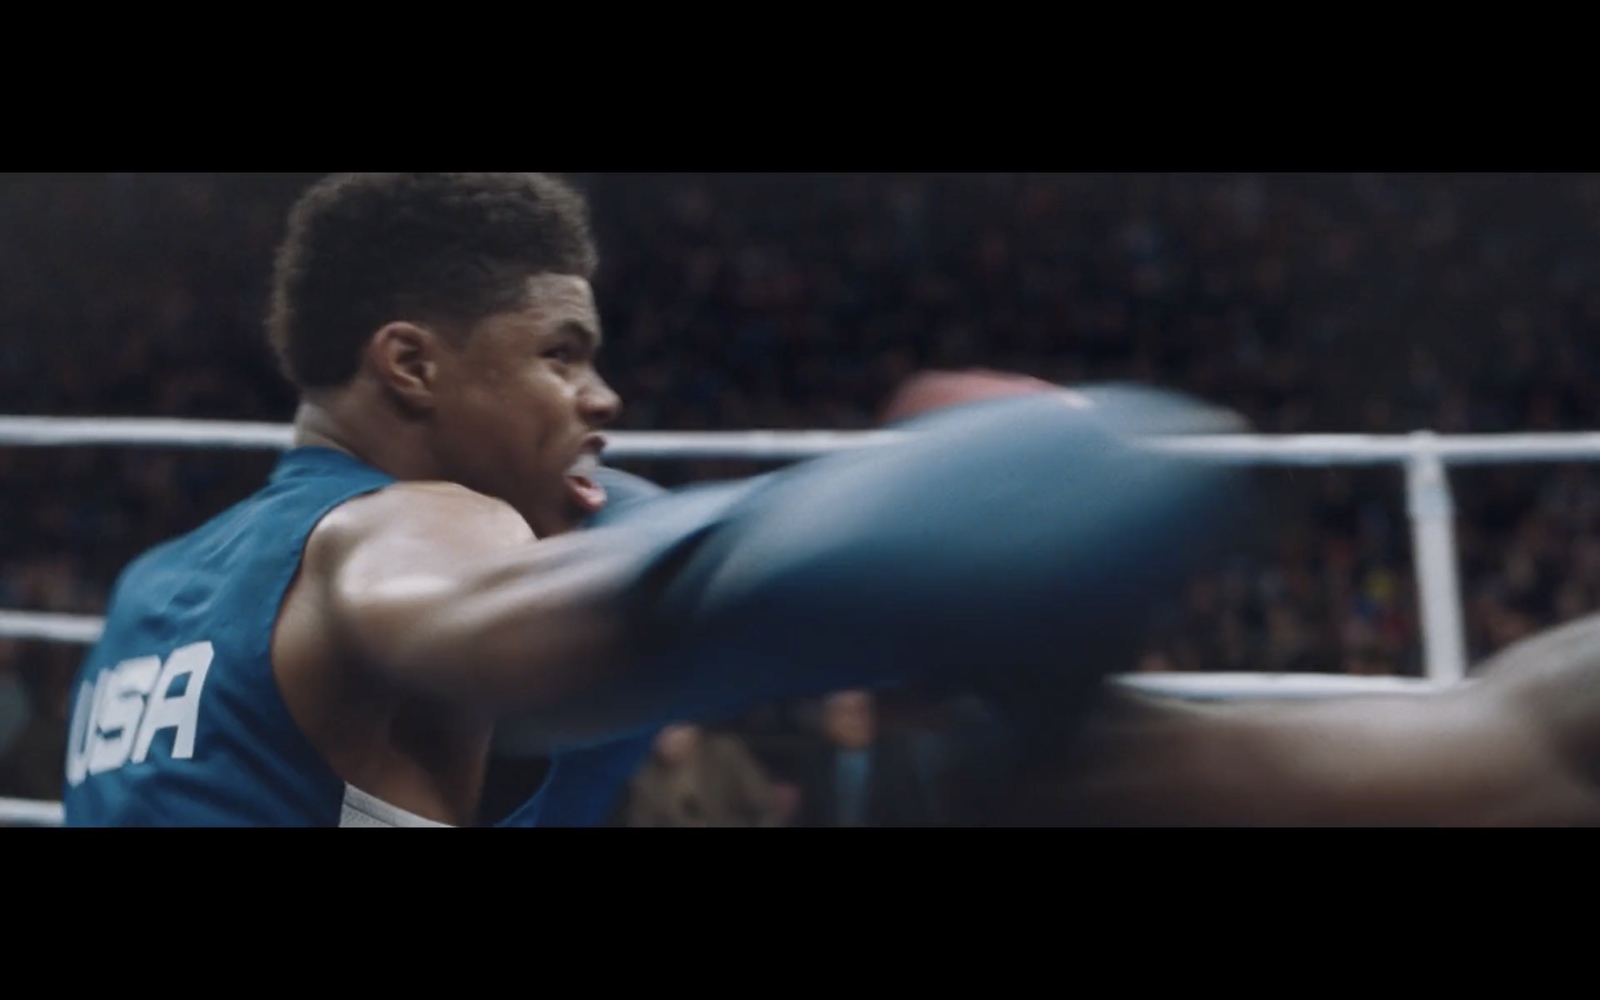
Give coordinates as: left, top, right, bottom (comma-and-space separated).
319, 389, 1254, 749
316, 480, 749, 742
1008, 617, 1600, 826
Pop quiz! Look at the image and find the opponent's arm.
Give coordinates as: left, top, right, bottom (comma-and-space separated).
1015, 620, 1600, 826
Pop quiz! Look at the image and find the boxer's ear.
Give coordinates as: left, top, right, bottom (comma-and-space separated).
367, 322, 447, 413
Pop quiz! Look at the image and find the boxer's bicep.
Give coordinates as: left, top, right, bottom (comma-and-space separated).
318, 485, 637, 716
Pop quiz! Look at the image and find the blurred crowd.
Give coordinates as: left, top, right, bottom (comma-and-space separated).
599, 689, 1009, 828
6, 172, 1600, 823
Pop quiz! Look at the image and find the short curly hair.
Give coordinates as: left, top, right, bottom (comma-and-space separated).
266, 172, 599, 390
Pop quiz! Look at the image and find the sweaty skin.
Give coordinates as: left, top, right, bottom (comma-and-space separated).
1007, 612, 1600, 826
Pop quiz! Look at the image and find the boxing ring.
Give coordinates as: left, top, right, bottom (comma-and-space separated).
8, 415, 1590, 826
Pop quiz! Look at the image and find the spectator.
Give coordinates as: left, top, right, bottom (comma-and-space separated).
789, 690, 943, 828
0, 644, 75, 802
623, 724, 794, 827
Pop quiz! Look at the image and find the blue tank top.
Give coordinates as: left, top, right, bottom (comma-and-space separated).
61, 446, 652, 827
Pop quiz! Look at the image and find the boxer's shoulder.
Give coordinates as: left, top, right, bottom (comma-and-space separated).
1471, 612, 1600, 788
293, 482, 538, 680
307, 481, 533, 575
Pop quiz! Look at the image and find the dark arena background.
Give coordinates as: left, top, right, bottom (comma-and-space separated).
4, 172, 1599, 826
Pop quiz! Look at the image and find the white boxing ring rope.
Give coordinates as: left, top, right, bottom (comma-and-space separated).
3, 415, 1577, 827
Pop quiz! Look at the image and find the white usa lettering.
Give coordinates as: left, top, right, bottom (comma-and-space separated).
66, 642, 214, 787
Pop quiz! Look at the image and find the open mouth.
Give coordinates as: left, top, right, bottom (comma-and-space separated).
565, 449, 608, 514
